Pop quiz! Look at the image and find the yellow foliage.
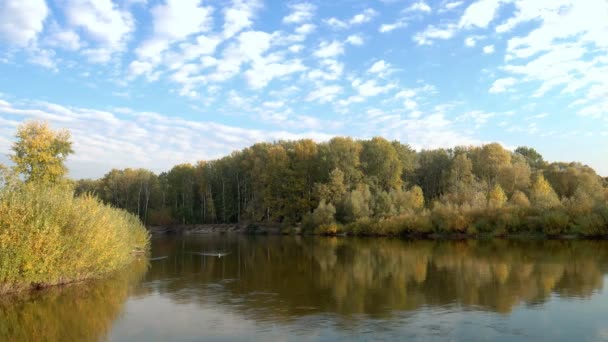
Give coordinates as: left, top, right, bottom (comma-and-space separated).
0, 182, 149, 294
488, 184, 507, 208
10, 121, 73, 184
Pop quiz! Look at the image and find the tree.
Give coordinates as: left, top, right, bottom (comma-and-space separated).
319, 137, 363, 189
415, 149, 450, 201
530, 174, 560, 209
515, 146, 545, 170
314, 168, 346, 206
488, 184, 507, 208
473, 143, 511, 185
312, 200, 336, 227
509, 190, 530, 207
340, 184, 372, 222
10, 121, 73, 184
360, 137, 402, 191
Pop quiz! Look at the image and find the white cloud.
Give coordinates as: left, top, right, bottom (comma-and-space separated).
306, 59, 344, 81
64, 0, 135, 62
46, 27, 81, 51
325, 8, 378, 29
346, 34, 364, 46
482, 44, 495, 54
130, 0, 215, 81
413, 24, 458, 45
0, 0, 48, 47
245, 58, 306, 89
283, 3, 316, 24
288, 44, 304, 53
458, 0, 504, 29
349, 9, 378, 25
369, 60, 389, 73
28, 48, 57, 70
352, 79, 396, 97
406, 1, 432, 13
324, 18, 348, 29
379, 20, 408, 33
0, 98, 335, 178
151, 0, 213, 42
443, 1, 464, 11
464, 37, 476, 47
497, 0, 608, 116
222, 0, 261, 39
489, 77, 517, 93
307, 85, 343, 103
295, 23, 315, 35
313, 41, 344, 58
458, 110, 495, 127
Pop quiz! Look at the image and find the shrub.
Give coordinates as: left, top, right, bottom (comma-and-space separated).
0, 182, 149, 294
539, 209, 570, 236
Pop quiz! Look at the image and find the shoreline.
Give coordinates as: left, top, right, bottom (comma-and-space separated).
147, 224, 608, 240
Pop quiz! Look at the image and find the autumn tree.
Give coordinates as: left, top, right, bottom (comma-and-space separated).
10, 121, 73, 184
530, 174, 561, 209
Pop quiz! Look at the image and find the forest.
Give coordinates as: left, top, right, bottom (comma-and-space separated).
74, 137, 608, 236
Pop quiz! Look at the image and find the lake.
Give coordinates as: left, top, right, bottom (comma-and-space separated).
2, 236, 608, 341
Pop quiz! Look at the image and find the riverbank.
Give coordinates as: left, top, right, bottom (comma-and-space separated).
146, 223, 607, 240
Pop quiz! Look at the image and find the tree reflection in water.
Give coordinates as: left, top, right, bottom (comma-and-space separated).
143, 236, 608, 319
0, 258, 148, 342
3, 237, 608, 341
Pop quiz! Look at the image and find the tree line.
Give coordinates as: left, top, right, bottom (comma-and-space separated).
74, 137, 608, 235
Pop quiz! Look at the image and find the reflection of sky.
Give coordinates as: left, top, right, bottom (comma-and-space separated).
108, 278, 608, 341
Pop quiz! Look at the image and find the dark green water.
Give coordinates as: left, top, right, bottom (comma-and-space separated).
3, 236, 608, 341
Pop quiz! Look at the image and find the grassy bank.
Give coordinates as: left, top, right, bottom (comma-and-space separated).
0, 182, 149, 294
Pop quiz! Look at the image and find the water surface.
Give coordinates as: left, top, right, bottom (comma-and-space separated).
3, 236, 608, 341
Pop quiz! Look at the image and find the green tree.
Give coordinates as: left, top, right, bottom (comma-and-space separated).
515, 146, 545, 169
10, 121, 74, 184
312, 200, 336, 227
360, 137, 402, 191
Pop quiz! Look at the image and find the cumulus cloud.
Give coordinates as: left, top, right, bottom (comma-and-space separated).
283, 3, 316, 24
313, 40, 344, 58
64, 0, 135, 62
0, 0, 49, 47
489, 77, 517, 93
0, 98, 335, 178
325, 8, 378, 29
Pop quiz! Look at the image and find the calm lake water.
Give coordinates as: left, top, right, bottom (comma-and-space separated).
3, 236, 608, 341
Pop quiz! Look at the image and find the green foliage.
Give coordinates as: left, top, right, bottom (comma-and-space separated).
312, 200, 336, 227
0, 182, 149, 294
10, 121, 73, 184
340, 184, 373, 223
515, 146, 546, 169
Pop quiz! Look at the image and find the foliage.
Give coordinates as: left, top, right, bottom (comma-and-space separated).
0, 182, 149, 294
0, 121, 149, 293
10, 121, 73, 184
67, 137, 607, 238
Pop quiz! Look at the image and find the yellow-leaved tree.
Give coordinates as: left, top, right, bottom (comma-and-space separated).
530, 174, 560, 209
10, 121, 73, 184
488, 184, 507, 208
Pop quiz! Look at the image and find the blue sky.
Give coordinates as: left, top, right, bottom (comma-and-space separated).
0, 0, 607, 178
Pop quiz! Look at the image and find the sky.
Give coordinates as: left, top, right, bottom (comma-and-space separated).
0, 0, 606, 179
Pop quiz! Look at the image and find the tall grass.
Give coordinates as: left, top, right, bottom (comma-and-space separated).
0, 182, 149, 294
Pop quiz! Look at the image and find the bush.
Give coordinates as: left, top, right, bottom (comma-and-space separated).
0, 182, 149, 294
539, 209, 570, 236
